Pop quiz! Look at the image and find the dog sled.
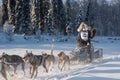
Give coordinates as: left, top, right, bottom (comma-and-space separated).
70, 43, 103, 64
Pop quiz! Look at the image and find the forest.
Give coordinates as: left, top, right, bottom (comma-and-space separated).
0, 1, 120, 80
1, 0, 120, 36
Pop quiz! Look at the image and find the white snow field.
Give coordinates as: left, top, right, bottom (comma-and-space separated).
0, 34, 120, 80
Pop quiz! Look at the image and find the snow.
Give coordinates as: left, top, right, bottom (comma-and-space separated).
0, 33, 120, 80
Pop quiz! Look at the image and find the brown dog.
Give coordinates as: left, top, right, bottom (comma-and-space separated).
58, 51, 70, 71
42, 52, 55, 71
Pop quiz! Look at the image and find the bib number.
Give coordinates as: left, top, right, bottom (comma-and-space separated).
81, 31, 88, 41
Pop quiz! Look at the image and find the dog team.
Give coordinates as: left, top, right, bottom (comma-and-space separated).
0, 22, 97, 80
0, 50, 70, 80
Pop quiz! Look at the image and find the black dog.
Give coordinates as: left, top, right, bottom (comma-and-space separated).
23, 51, 48, 78
0, 52, 25, 75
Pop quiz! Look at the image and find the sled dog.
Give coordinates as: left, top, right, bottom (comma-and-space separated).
42, 52, 55, 71
0, 52, 25, 75
23, 51, 48, 78
58, 51, 70, 71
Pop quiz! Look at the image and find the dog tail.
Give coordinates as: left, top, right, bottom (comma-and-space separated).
51, 39, 55, 55
51, 49, 53, 55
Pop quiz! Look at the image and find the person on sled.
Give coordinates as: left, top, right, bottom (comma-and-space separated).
76, 22, 96, 62
77, 22, 96, 47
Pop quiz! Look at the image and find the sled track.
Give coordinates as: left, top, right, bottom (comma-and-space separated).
38, 55, 120, 80
1, 55, 120, 80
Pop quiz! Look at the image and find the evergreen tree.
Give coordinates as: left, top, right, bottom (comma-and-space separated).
14, 0, 31, 34
58, 0, 66, 35
31, 0, 39, 34
8, 0, 16, 25
65, 0, 71, 25
39, 0, 50, 34
22, 0, 32, 35
42, 0, 50, 33
47, 3, 54, 35
51, 0, 65, 35
85, 0, 96, 27
75, 0, 88, 35
39, 0, 44, 34
85, 0, 91, 24
14, 0, 23, 34
37, 0, 41, 29
2, 0, 8, 25
51, 0, 58, 32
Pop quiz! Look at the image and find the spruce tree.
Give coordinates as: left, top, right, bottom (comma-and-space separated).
37, 0, 41, 30
2, 0, 8, 25
14, 0, 23, 34
43, 0, 50, 33
8, 0, 16, 25
85, 0, 93, 26
38, 0, 50, 34
39, 0, 44, 34
47, 10, 53, 35
51, 0, 58, 31
31, 0, 39, 34
75, 0, 89, 32
58, 0, 66, 35
22, 0, 31, 35
51, 0, 66, 35
65, 0, 71, 25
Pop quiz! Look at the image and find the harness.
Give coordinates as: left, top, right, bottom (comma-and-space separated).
1, 58, 23, 65
2, 62, 21, 65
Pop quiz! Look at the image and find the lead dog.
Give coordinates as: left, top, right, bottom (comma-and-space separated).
58, 51, 70, 71
0, 52, 25, 75
23, 51, 48, 78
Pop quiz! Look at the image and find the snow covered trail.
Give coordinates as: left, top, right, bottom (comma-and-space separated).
1, 54, 119, 80
65, 55, 120, 80
36, 54, 120, 80
0, 36, 120, 80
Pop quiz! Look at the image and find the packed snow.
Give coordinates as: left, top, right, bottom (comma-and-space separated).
0, 32, 120, 80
